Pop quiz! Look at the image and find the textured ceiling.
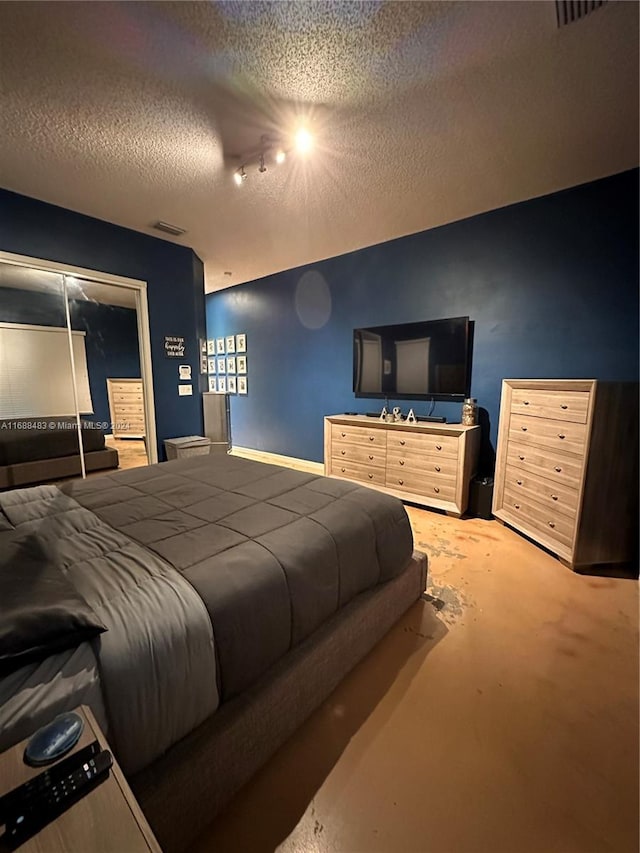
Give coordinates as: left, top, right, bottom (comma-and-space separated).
0, 1, 637, 293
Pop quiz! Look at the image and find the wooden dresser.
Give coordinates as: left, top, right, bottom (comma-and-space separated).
324, 415, 480, 516
492, 379, 638, 569
107, 378, 145, 439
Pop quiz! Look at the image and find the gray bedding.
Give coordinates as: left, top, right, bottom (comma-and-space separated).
0, 454, 413, 774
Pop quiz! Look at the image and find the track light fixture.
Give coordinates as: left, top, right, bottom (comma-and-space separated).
232, 129, 311, 186
233, 166, 247, 186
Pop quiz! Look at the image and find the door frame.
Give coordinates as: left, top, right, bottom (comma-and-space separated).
0, 250, 158, 464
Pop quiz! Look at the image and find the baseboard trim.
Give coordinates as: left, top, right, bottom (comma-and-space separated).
230, 446, 324, 475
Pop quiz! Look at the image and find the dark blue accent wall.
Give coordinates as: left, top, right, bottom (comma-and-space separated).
206, 169, 639, 469
0, 286, 140, 427
0, 189, 206, 459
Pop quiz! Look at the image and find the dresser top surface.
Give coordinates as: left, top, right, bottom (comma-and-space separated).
325, 414, 479, 436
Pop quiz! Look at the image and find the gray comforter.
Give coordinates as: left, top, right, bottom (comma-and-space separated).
0, 454, 413, 774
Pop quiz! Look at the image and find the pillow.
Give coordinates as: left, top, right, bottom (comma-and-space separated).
0, 532, 107, 676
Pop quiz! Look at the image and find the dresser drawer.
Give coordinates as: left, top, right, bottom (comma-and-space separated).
503, 465, 578, 520
332, 443, 386, 467
508, 414, 587, 456
114, 403, 144, 416
385, 470, 456, 502
332, 460, 386, 486
502, 489, 575, 549
510, 389, 589, 423
386, 430, 458, 458
331, 424, 386, 448
506, 441, 584, 490
387, 451, 457, 483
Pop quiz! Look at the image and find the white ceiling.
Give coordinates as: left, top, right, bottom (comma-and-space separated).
0, 1, 637, 294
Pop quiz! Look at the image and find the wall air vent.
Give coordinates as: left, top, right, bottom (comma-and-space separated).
152, 221, 187, 237
555, 0, 608, 27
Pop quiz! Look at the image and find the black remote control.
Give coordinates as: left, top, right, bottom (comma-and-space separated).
0, 740, 113, 849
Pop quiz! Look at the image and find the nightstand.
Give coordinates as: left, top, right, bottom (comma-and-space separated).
0, 706, 161, 852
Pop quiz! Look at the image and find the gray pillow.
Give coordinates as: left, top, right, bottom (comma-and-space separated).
0, 532, 107, 676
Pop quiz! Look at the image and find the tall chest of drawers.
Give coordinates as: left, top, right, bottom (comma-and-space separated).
107, 378, 146, 438
492, 379, 638, 569
324, 415, 480, 516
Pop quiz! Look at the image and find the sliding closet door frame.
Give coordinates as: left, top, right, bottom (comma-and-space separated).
0, 251, 158, 464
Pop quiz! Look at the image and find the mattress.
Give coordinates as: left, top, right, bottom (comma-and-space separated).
0, 454, 414, 774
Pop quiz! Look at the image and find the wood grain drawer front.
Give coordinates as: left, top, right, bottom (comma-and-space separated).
387, 450, 457, 483
503, 465, 578, 520
510, 389, 589, 423
114, 392, 144, 404
114, 402, 144, 415
506, 442, 584, 490
331, 425, 386, 448
386, 431, 458, 458
332, 443, 386, 467
509, 414, 587, 456
502, 488, 575, 549
334, 460, 386, 486
385, 470, 456, 502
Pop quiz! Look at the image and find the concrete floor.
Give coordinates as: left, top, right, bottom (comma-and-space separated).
192, 506, 639, 853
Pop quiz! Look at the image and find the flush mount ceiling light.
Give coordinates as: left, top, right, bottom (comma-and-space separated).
231, 129, 312, 186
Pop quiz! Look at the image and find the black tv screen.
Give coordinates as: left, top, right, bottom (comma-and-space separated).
353, 317, 472, 400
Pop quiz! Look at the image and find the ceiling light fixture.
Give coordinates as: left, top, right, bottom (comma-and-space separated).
294, 128, 313, 155
232, 128, 312, 185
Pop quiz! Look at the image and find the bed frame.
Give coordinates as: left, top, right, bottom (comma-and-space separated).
131, 550, 427, 852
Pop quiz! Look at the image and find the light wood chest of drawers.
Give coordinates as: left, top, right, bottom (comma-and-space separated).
324, 415, 480, 516
107, 378, 146, 438
492, 379, 638, 569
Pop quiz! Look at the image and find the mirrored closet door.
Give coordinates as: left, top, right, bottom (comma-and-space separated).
0, 258, 154, 491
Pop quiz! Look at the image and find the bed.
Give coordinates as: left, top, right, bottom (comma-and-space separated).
0, 453, 426, 851
0, 417, 119, 489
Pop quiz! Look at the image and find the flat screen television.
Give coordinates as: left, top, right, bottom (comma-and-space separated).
353, 316, 472, 400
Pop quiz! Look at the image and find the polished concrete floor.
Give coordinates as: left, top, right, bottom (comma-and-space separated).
192, 507, 639, 853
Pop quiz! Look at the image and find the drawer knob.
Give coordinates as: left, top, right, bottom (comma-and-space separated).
369, 436, 375, 441
521, 427, 528, 432
551, 494, 558, 501
435, 466, 440, 472
400, 439, 406, 446
368, 473, 373, 479
398, 479, 404, 485
523, 400, 530, 406
519, 455, 525, 461
555, 466, 562, 472
341, 432, 346, 437
516, 480, 522, 485
341, 467, 345, 473
561, 404, 568, 410
548, 522, 556, 529
369, 454, 374, 460
436, 444, 442, 451
341, 449, 346, 455
514, 503, 520, 510
434, 486, 440, 494
399, 460, 405, 466
558, 434, 565, 440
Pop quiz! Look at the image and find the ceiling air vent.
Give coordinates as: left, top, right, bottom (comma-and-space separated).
556, 0, 608, 27
152, 220, 187, 237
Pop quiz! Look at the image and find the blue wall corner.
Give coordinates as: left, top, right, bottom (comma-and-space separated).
206, 169, 639, 468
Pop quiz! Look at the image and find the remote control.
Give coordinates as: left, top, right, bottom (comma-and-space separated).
0, 740, 113, 848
